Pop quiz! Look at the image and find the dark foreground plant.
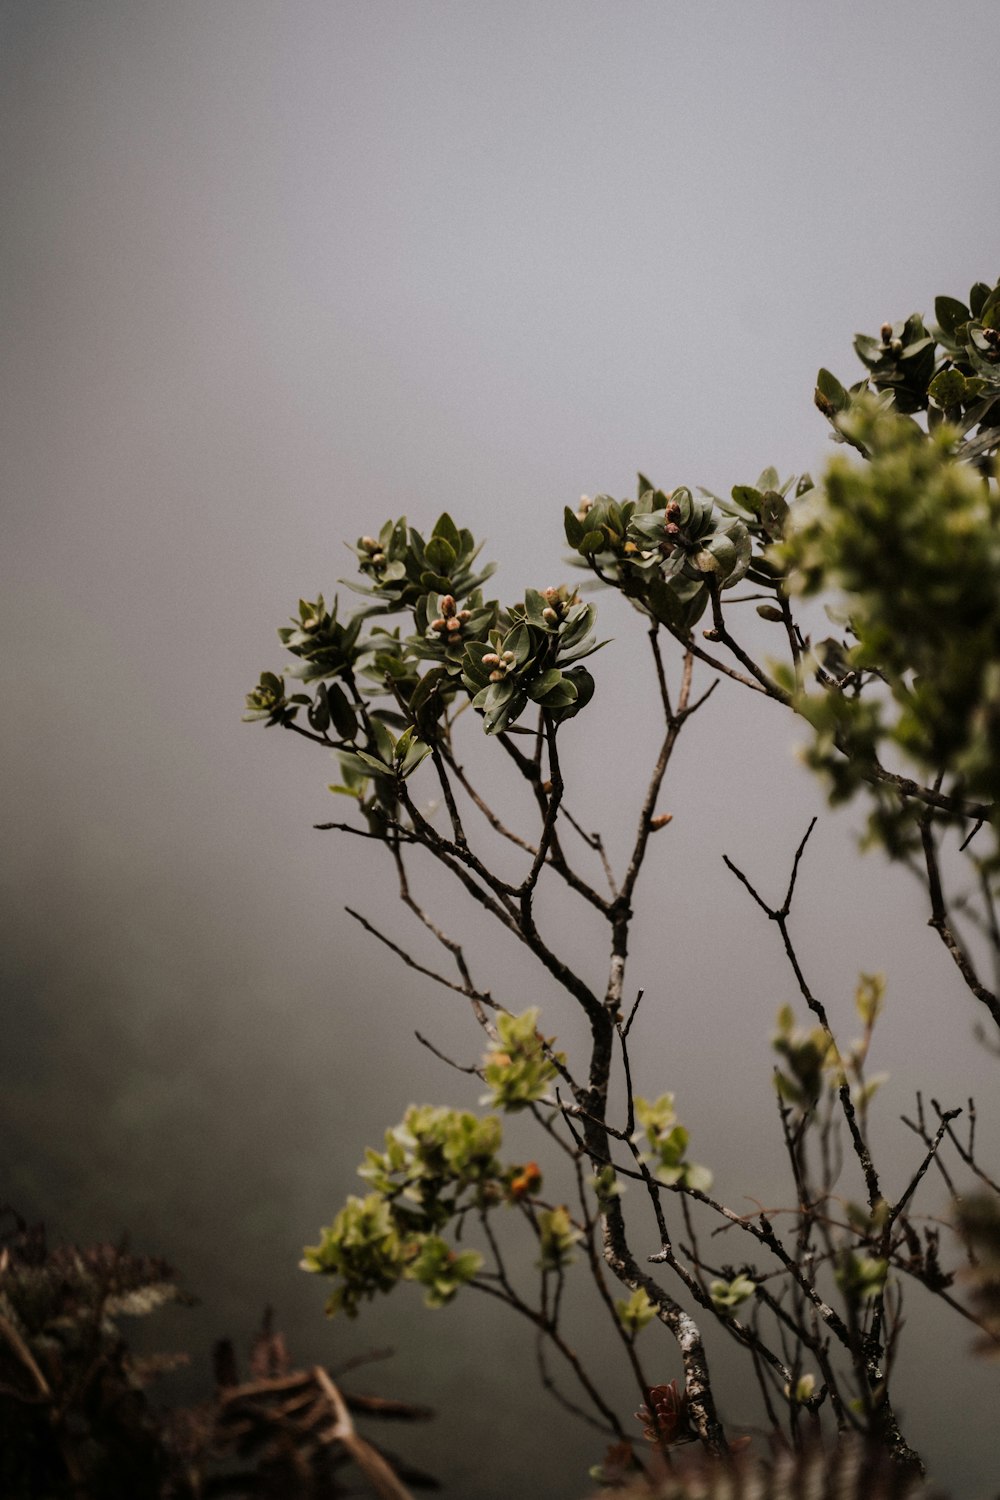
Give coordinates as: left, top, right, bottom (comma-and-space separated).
246, 275, 1000, 1489
0, 1207, 435, 1498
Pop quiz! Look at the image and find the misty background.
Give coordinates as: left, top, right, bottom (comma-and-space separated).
2, 4, 999, 1495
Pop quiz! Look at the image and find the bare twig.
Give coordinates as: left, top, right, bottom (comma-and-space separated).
919, 816, 1000, 1028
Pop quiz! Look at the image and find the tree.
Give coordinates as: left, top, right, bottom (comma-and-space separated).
245, 275, 1000, 1492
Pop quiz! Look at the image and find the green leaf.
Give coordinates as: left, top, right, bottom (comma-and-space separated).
527, 668, 564, 701
928, 368, 967, 410
899, 335, 934, 364
537, 679, 578, 709
327, 682, 358, 739
400, 734, 432, 776
554, 665, 594, 719
483, 679, 514, 712
346, 750, 395, 781
758, 491, 789, 540
855, 972, 885, 1028
730, 485, 764, 516
935, 295, 969, 336
579, 529, 605, 555
424, 536, 457, 576
563, 506, 584, 547
816, 367, 849, 412
522, 588, 548, 628
308, 686, 332, 733
419, 570, 453, 595
854, 332, 885, 370
616, 1287, 657, 1334
370, 718, 396, 764
969, 282, 991, 318
431, 512, 462, 551
504, 622, 533, 666
408, 665, 450, 723
697, 535, 738, 576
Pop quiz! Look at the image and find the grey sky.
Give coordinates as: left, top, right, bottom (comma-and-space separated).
2, 4, 999, 1495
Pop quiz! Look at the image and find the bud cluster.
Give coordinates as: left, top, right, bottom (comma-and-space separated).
539, 584, 577, 625
298, 596, 327, 633
359, 535, 388, 574
659, 495, 684, 556
428, 593, 472, 640
481, 647, 517, 682
878, 323, 903, 354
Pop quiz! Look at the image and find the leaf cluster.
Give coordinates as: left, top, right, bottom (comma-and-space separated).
815, 276, 1000, 462
633, 1094, 713, 1193
481, 1008, 564, 1112
303, 1104, 549, 1317
778, 397, 1000, 812
563, 482, 755, 634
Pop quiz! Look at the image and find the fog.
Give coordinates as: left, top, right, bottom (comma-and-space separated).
2, 3, 999, 1495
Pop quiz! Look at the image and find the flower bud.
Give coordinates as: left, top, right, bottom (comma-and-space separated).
431, 617, 446, 632
458, 609, 471, 622
509, 1161, 542, 1200
440, 594, 456, 616
542, 606, 558, 622
489, 669, 505, 682
371, 551, 386, 565
446, 617, 462, 632
482, 652, 500, 666
880, 323, 892, 343
703, 627, 721, 642
890, 338, 902, 355
360, 535, 378, 551
502, 650, 516, 663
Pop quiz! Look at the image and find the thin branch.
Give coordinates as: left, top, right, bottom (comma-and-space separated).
882, 1109, 961, 1238
344, 906, 498, 1013
706, 578, 791, 702
414, 1031, 481, 1075
919, 816, 1000, 1027
438, 745, 537, 854
866, 758, 991, 825
315, 820, 417, 843
724, 832, 882, 1210
559, 806, 618, 897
